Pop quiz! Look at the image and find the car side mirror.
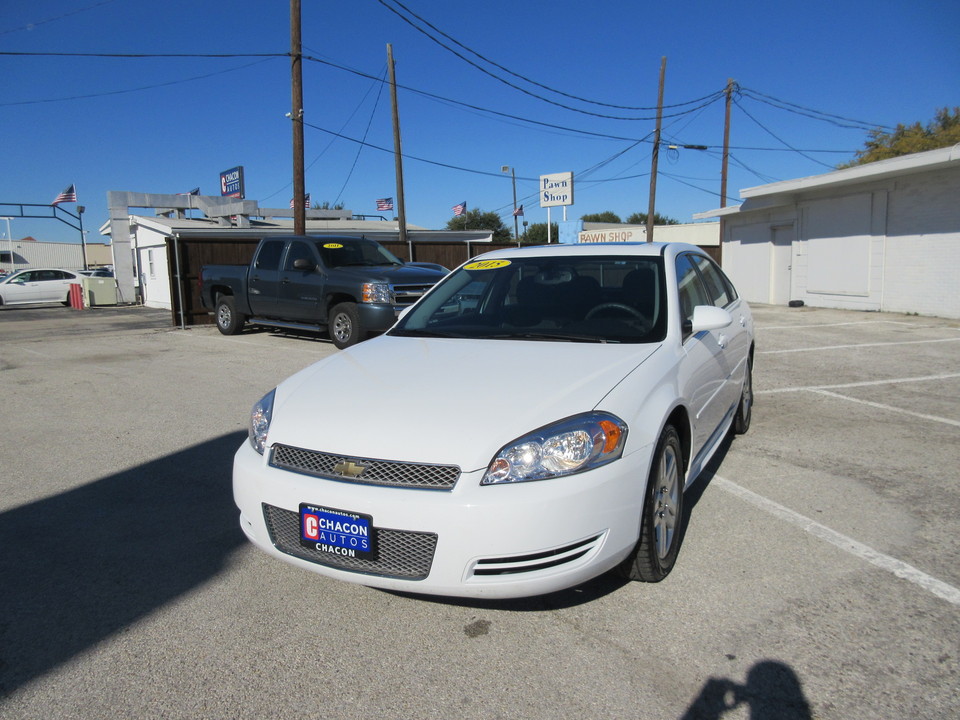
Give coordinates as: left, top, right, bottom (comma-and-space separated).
292, 258, 315, 271
690, 305, 732, 334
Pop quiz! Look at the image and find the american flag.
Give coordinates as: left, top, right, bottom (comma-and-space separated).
452, 201, 466, 217
52, 184, 76, 205
178, 187, 201, 196
513, 204, 524, 217
290, 193, 311, 209
376, 197, 394, 211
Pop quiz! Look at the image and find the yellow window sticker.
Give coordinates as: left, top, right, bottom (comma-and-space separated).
323, 243, 344, 249
464, 259, 511, 271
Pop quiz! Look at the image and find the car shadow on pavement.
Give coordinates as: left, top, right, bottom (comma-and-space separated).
0, 431, 247, 699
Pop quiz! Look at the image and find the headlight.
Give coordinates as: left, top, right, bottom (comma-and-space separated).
481, 412, 627, 485
361, 282, 392, 304
248, 389, 276, 454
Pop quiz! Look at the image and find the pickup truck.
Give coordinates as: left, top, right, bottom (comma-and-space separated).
199, 235, 447, 348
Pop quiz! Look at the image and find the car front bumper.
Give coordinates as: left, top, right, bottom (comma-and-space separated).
232, 440, 650, 599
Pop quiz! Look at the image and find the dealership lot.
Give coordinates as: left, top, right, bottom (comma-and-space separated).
1, 303, 958, 719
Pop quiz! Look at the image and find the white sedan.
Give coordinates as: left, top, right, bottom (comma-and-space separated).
233, 242, 754, 599
0, 268, 82, 306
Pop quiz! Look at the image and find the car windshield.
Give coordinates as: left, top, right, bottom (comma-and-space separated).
314, 239, 403, 268
391, 255, 667, 344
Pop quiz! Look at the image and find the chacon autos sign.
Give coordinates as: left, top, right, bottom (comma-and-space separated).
220, 166, 245, 199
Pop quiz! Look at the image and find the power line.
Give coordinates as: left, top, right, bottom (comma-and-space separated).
738, 86, 894, 131
376, 0, 725, 113
0, 57, 279, 107
373, 0, 725, 120
0, 0, 120, 37
734, 98, 836, 169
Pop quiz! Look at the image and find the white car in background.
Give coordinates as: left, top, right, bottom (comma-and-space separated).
233, 242, 754, 599
0, 268, 82, 306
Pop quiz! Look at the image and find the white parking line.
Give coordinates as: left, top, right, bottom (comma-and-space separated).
714, 476, 960, 607
812, 389, 960, 428
759, 337, 960, 355
759, 320, 918, 331
758, 372, 960, 395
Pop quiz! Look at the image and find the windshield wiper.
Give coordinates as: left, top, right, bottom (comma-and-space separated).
390, 328, 466, 339
488, 332, 610, 343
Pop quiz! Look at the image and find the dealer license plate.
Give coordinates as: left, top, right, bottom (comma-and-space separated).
299, 504, 375, 560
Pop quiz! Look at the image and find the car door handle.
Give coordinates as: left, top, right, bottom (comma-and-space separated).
717, 333, 727, 349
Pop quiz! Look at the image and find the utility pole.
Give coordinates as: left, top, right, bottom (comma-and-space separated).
721, 78, 734, 208
646, 56, 666, 243
387, 44, 408, 246
290, 0, 306, 235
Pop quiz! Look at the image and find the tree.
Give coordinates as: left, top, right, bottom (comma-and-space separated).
312, 200, 345, 210
581, 211, 622, 223
524, 222, 559, 245
841, 107, 960, 168
446, 208, 511, 242
626, 211, 680, 226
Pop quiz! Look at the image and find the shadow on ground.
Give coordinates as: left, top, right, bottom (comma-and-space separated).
0, 432, 246, 697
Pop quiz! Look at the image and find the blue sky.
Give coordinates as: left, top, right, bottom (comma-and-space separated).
2, 0, 957, 245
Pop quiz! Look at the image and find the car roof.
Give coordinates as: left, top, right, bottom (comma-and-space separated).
470, 241, 703, 261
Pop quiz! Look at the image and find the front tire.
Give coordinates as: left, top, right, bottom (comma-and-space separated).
215, 296, 244, 335
329, 302, 365, 349
618, 424, 685, 583
733, 353, 753, 435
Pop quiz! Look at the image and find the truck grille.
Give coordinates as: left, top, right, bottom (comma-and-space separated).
271, 444, 460, 490
262, 504, 437, 580
392, 283, 436, 306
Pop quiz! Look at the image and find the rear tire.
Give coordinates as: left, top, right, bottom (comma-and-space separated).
329, 302, 365, 349
215, 296, 244, 335
617, 425, 685, 583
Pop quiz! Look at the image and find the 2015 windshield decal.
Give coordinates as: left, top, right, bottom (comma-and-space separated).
323, 243, 344, 249
464, 259, 511, 271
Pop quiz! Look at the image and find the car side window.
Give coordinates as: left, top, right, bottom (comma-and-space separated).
284, 241, 314, 271
676, 254, 710, 341
37, 270, 58, 282
255, 241, 284, 271
693, 254, 736, 308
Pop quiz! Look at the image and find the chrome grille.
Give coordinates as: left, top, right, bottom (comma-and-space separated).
262, 504, 436, 579
392, 283, 436, 306
271, 444, 459, 490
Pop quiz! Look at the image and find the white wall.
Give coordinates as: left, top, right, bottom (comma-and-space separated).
720, 163, 960, 318
882, 167, 960, 318
134, 226, 172, 309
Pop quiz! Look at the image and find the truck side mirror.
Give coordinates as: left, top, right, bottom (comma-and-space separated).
292, 258, 316, 271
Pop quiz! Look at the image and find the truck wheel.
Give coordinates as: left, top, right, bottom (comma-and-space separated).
329, 302, 365, 349
215, 296, 245, 335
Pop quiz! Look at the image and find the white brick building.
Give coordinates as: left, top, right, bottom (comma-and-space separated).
695, 145, 960, 319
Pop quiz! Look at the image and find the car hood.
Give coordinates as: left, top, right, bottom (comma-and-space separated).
267, 336, 660, 472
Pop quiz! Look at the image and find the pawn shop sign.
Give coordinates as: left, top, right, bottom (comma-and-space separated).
540, 172, 574, 208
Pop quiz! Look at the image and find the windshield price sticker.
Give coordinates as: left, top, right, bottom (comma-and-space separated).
322, 243, 344, 249
300, 504, 375, 560
464, 259, 511, 271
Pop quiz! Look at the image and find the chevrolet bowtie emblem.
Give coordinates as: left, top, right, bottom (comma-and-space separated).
334, 460, 366, 478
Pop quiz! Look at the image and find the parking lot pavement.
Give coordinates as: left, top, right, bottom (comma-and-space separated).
1, 304, 958, 719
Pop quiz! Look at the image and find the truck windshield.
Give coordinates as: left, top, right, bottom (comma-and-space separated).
391, 255, 667, 344
314, 239, 402, 268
